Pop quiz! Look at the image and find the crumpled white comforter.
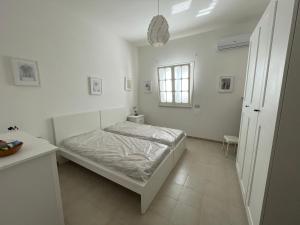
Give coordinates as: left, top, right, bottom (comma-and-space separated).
62, 129, 170, 182
105, 121, 185, 147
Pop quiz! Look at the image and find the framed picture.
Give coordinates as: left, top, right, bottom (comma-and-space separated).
144, 80, 152, 93
124, 76, 132, 91
89, 77, 102, 95
219, 76, 234, 93
11, 58, 40, 86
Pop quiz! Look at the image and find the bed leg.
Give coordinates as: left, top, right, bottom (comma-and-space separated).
141, 194, 151, 214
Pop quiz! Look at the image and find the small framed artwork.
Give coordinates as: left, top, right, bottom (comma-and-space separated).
124, 76, 132, 91
219, 76, 234, 93
144, 80, 152, 93
11, 58, 40, 86
89, 77, 102, 95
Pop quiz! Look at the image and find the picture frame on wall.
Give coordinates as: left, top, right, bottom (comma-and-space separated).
11, 58, 40, 86
89, 77, 102, 95
124, 76, 132, 91
218, 76, 234, 93
144, 80, 152, 93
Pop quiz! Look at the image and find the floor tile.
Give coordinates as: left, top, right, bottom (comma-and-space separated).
149, 196, 177, 219
170, 202, 201, 225
199, 196, 231, 225
178, 186, 203, 209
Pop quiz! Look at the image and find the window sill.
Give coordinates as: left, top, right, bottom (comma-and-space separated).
159, 103, 193, 108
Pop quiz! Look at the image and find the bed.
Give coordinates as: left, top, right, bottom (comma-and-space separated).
101, 108, 186, 165
104, 121, 185, 147
52, 111, 175, 214
61, 129, 170, 182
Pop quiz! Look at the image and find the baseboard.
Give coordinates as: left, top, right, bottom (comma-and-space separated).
187, 135, 223, 144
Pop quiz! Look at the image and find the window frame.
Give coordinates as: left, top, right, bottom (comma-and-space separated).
157, 62, 194, 108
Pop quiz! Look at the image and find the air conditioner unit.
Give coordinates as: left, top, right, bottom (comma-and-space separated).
217, 34, 250, 51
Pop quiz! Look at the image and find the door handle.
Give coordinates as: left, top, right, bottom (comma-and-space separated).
254, 109, 261, 112
245, 105, 250, 108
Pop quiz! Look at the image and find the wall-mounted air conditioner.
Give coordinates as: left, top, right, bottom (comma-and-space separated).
217, 34, 251, 51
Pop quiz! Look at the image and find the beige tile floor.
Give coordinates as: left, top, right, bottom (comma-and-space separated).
58, 137, 248, 225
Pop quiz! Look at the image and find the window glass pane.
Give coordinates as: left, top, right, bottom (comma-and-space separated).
167, 92, 173, 103
174, 66, 182, 79
159, 64, 192, 105
160, 81, 166, 91
159, 68, 165, 80
166, 80, 172, 91
182, 65, 189, 78
160, 92, 166, 103
175, 92, 182, 103
182, 79, 189, 91
175, 80, 181, 91
166, 67, 172, 80
182, 92, 189, 103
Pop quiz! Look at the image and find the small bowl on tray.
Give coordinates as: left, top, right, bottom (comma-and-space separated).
0, 140, 23, 157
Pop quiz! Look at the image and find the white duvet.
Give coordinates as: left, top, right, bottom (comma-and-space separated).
61, 129, 170, 182
105, 121, 185, 147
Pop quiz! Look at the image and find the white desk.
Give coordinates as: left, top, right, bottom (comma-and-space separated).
0, 131, 64, 225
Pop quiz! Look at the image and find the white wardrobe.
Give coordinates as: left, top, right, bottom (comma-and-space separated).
236, 0, 300, 225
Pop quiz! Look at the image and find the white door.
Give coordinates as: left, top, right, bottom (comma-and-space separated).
236, 27, 260, 179
237, 1, 278, 224
236, 26, 261, 197
247, 1, 279, 225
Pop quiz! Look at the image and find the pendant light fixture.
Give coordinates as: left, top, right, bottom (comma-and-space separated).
147, 0, 170, 47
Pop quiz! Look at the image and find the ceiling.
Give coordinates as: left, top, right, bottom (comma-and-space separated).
59, 0, 270, 45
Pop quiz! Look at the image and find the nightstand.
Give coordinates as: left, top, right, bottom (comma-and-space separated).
127, 115, 145, 124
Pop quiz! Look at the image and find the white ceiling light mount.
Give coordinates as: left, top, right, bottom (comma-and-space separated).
147, 0, 170, 47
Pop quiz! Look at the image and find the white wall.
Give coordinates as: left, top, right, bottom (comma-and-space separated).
0, 0, 138, 143
138, 22, 256, 141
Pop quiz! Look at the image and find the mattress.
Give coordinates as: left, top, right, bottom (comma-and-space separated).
61, 129, 170, 182
104, 121, 185, 147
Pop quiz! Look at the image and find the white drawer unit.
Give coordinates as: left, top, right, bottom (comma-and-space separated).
0, 131, 64, 225
127, 115, 145, 124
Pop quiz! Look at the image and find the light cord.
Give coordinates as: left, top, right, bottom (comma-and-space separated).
158, 0, 160, 15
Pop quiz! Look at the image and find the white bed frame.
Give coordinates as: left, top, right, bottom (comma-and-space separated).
100, 107, 129, 129
52, 109, 186, 213
100, 108, 187, 168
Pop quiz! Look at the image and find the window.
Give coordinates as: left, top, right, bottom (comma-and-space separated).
158, 63, 193, 107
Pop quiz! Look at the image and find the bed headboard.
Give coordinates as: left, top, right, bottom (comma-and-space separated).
52, 111, 101, 146
100, 107, 129, 129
